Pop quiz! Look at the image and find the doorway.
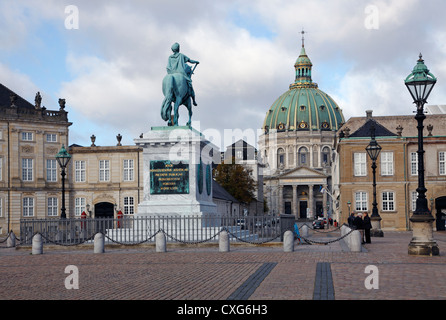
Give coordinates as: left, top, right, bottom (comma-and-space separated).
299, 201, 308, 219
285, 202, 292, 215
95, 202, 114, 231
435, 197, 446, 231
316, 201, 323, 219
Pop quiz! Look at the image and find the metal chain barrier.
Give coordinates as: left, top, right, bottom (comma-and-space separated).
298, 227, 356, 245
14, 220, 357, 249
0, 232, 22, 249
104, 229, 162, 246
38, 232, 96, 247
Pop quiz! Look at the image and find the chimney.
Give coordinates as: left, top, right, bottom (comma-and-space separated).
366, 110, 373, 119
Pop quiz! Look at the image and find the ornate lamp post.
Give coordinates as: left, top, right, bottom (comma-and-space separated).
56, 145, 71, 219
366, 123, 383, 237
405, 54, 439, 256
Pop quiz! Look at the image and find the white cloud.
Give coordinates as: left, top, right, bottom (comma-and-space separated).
0, 63, 41, 103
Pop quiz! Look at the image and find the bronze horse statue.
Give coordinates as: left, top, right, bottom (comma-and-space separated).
161, 73, 193, 127
161, 43, 199, 127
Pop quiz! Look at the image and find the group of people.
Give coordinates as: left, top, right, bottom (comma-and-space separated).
347, 212, 372, 244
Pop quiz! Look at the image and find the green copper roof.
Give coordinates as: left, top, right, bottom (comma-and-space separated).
263, 45, 344, 132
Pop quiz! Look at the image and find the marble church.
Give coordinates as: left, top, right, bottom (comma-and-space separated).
259, 40, 345, 220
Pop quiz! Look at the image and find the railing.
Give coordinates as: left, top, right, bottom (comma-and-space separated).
20, 215, 294, 246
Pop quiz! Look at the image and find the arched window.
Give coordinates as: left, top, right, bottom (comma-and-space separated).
277, 148, 285, 167
321, 146, 331, 166
298, 147, 308, 166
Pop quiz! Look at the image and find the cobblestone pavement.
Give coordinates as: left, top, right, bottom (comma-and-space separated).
1, 229, 446, 302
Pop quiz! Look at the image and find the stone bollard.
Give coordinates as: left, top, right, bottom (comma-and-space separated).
283, 230, 294, 252
7, 231, 16, 248
156, 232, 166, 253
340, 225, 347, 237
32, 233, 43, 255
219, 230, 230, 252
94, 233, 105, 254
350, 230, 362, 252
301, 225, 309, 238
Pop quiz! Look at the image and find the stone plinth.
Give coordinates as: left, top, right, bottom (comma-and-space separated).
134, 126, 218, 217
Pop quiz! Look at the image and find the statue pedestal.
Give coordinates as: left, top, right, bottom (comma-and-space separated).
134, 126, 218, 217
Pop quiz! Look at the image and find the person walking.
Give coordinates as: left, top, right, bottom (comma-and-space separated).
353, 212, 365, 244
348, 212, 355, 228
363, 212, 372, 244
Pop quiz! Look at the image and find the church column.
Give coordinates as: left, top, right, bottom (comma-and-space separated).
279, 185, 284, 215
309, 145, 313, 168
292, 185, 297, 219
323, 184, 328, 219
308, 185, 314, 219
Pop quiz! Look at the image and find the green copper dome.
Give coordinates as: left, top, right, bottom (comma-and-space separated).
263, 44, 345, 132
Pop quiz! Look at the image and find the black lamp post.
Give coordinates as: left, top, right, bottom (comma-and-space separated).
405, 54, 439, 256
56, 145, 71, 219
366, 123, 383, 237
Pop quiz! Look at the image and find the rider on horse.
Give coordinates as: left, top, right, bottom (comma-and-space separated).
166, 43, 199, 106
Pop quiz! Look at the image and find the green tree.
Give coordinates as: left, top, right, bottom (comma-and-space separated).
213, 159, 256, 204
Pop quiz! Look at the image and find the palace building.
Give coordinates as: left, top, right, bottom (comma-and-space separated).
336, 110, 446, 231
0, 85, 71, 234
259, 41, 345, 220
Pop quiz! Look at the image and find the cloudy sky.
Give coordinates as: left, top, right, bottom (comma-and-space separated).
1, 0, 445, 149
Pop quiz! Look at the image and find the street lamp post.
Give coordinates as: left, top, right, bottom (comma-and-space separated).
56, 145, 71, 219
366, 123, 383, 237
405, 54, 439, 256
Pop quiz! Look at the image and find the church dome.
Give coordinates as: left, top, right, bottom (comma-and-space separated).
263, 44, 344, 132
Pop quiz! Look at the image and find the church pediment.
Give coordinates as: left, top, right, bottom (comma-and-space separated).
278, 166, 328, 179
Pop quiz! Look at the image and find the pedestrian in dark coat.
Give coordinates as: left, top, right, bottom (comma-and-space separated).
348, 213, 355, 228
353, 213, 365, 244
363, 212, 372, 244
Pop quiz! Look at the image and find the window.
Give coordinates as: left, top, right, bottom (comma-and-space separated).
48, 197, 58, 217
46, 134, 57, 142
21, 132, 33, 141
75, 198, 86, 216
123, 160, 134, 181
439, 152, 446, 175
381, 152, 394, 176
75, 161, 86, 182
298, 147, 308, 166
22, 159, 33, 181
23, 197, 34, 217
99, 160, 110, 182
47, 159, 57, 182
410, 152, 418, 176
277, 148, 285, 167
355, 192, 368, 211
411, 191, 418, 212
382, 192, 395, 211
124, 197, 134, 215
354, 153, 367, 176
321, 147, 331, 165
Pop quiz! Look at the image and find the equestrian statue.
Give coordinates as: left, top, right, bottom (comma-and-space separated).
161, 42, 199, 127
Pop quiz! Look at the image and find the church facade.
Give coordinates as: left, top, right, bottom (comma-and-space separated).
259, 42, 345, 221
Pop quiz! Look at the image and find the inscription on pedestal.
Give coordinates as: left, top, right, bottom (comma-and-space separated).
150, 160, 189, 195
